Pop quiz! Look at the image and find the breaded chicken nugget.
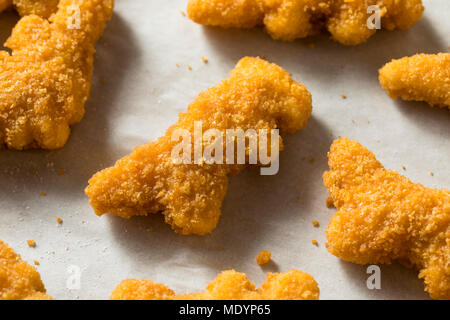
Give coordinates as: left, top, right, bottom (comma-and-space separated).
0, 0, 59, 17
0, 240, 52, 300
379, 53, 450, 108
14, 0, 60, 18
110, 269, 320, 300
0, 0, 114, 150
85, 57, 312, 235
323, 138, 450, 300
187, 0, 424, 45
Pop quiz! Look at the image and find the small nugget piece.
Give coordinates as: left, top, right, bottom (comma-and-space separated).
110, 269, 319, 300
187, 0, 424, 46
85, 57, 312, 235
256, 250, 272, 265
323, 138, 450, 300
0, 240, 52, 300
379, 53, 450, 108
0, 0, 114, 150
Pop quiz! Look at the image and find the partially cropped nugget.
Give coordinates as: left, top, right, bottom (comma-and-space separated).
13, 0, 60, 18
379, 53, 450, 108
323, 138, 450, 300
187, 0, 424, 45
86, 57, 312, 235
0, 240, 52, 300
0, 0, 114, 150
110, 269, 320, 300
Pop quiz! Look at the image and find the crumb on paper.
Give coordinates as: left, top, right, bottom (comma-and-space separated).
312, 220, 319, 228
187, 65, 192, 71
147, 227, 154, 232
201, 56, 208, 63
311, 240, 319, 246
218, 247, 223, 252
180, 10, 186, 17
56, 217, 63, 224
429, 171, 434, 176
256, 250, 272, 266
40, 192, 46, 196
297, 195, 301, 201
34, 260, 39, 266
176, 63, 180, 68
341, 94, 347, 99
326, 196, 335, 208
309, 157, 316, 163
57, 169, 65, 176
401, 165, 406, 170
27, 240, 36, 248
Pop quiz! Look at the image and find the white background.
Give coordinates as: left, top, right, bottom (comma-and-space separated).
0, 0, 448, 300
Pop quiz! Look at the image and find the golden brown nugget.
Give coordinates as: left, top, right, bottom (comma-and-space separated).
323, 138, 450, 300
0, 0, 114, 150
187, 0, 424, 46
0, 0, 59, 17
379, 53, 450, 108
110, 270, 320, 300
0, 240, 52, 300
13, 0, 60, 18
86, 57, 312, 235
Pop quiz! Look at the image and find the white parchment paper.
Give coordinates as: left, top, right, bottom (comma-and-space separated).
0, 0, 449, 300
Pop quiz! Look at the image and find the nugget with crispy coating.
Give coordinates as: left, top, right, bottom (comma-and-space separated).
0, 240, 52, 300
323, 138, 450, 300
187, 0, 424, 45
0, 0, 114, 150
110, 269, 320, 300
379, 53, 450, 108
0, 0, 59, 18
85, 57, 312, 235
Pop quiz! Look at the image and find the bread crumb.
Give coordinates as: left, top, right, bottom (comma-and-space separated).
27, 240, 36, 248
312, 220, 320, 227
40, 191, 46, 196
187, 65, 192, 71
180, 10, 186, 17
401, 165, 406, 170
56, 217, 63, 224
311, 240, 319, 246
176, 63, 180, 68
256, 250, 272, 265
218, 247, 223, 252
429, 171, 434, 176
341, 94, 347, 99
326, 196, 335, 208
34, 260, 39, 265
201, 56, 208, 63
57, 169, 65, 176
309, 157, 316, 163
147, 227, 154, 232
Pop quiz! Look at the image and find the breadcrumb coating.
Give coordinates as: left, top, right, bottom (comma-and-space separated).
187, 0, 424, 45
0, 0, 114, 150
323, 138, 450, 300
13, 0, 60, 18
85, 57, 312, 235
379, 53, 450, 108
110, 269, 320, 300
0, 240, 52, 300
256, 249, 272, 265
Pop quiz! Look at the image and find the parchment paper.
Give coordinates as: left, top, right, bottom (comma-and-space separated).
0, 0, 448, 300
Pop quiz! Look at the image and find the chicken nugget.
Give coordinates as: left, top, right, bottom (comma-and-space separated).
0, 0, 114, 150
13, 0, 60, 18
323, 138, 449, 300
0, 240, 52, 300
110, 269, 320, 300
379, 53, 450, 108
85, 57, 312, 235
187, 0, 424, 46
